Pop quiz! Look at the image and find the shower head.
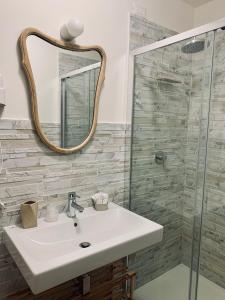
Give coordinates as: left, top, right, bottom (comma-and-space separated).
181, 38, 205, 54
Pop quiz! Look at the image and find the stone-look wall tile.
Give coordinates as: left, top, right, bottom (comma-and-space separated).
128, 14, 185, 287
130, 15, 176, 51
0, 120, 128, 299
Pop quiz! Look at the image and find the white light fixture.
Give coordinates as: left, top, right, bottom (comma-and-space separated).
60, 18, 84, 41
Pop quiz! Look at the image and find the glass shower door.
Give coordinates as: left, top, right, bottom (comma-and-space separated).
130, 30, 215, 300
188, 31, 215, 300
196, 28, 225, 300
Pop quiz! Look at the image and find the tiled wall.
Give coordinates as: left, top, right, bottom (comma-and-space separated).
0, 120, 127, 299
130, 15, 176, 50
129, 15, 188, 287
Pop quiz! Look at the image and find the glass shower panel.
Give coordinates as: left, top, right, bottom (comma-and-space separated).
197, 29, 225, 299
130, 37, 192, 295
130, 31, 215, 300
187, 31, 215, 300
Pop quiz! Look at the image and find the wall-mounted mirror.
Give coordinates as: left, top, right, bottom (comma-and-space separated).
19, 28, 106, 154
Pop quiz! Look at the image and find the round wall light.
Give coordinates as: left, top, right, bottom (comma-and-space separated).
60, 19, 84, 41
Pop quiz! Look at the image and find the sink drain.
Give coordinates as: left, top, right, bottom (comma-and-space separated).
79, 242, 91, 248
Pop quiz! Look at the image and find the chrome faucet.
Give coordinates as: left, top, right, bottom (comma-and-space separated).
67, 192, 84, 218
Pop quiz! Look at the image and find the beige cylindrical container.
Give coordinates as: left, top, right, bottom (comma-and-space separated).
20, 201, 38, 229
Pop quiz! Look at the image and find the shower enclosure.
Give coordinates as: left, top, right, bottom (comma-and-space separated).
129, 19, 225, 300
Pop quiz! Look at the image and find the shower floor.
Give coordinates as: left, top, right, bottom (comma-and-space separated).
134, 264, 225, 300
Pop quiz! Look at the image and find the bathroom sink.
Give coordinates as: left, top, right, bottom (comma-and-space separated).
4, 203, 163, 294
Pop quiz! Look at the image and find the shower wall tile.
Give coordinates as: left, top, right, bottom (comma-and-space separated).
0, 120, 128, 298
130, 15, 176, 51
128, 15, 188, 287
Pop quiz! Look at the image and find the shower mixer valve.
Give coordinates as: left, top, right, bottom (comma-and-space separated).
155, 151, 167, 167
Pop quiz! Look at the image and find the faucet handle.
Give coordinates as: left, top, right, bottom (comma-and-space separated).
68, 192, 75, 200
68, 192, 80, 201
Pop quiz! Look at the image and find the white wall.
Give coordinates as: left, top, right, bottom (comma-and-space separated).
27, 36, 60, 124
0, 0, 194, 124
194, 0, 225, 27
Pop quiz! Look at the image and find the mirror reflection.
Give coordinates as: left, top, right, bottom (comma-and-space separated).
27, 36, 101, 148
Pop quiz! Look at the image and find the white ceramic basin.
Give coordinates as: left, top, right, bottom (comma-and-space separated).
4, 203, 163, 294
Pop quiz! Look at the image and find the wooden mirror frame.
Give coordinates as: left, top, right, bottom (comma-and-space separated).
19, 28, 106, 154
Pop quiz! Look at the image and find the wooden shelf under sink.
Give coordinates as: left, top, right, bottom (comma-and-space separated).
7, 260, 136, 300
